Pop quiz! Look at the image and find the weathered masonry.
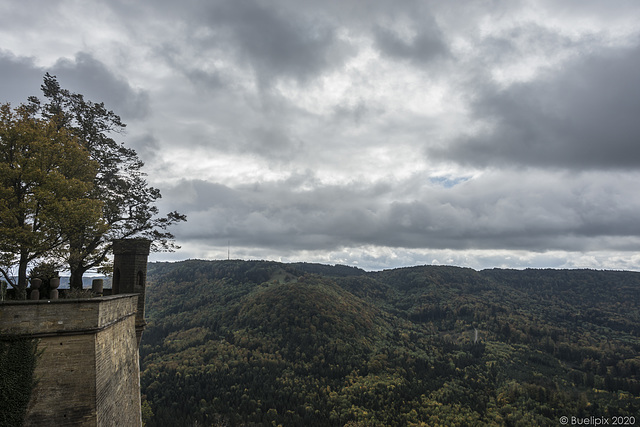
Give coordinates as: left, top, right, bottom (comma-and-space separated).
112, 238, 151, 346
0, 238, 151, 427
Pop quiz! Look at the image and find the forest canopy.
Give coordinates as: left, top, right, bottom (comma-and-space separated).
140, 260, 640, 426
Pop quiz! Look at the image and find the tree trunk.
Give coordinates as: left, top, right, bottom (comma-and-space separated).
69, 264, 88, 291
17, 250, 29, 300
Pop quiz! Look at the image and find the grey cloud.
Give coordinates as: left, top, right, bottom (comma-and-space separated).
128, 133, 161, 162
161, 179, 242, 212
0, 51, 48, 105
373, 24, 448, 64
183, 112, 305, 162
163, 177, 390, 250
477, 23, 580, 66
0, 51, 150, 125
332, 99, 387, 127
183, 68, 225, 92
5, 0, 640, 271
50, 53, 150, 121
0, 50, 158, 161
203, 0, 353, 86
162, 170, 640, 255
0, 51, 149, 122
152, 41, 225, 94
431, 40, 640, 170
245, 125, 303, 161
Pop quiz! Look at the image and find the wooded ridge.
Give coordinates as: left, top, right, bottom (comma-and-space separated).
140, 260, 640, 426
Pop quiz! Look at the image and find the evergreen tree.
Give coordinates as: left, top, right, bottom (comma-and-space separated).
27, 74, 185, 289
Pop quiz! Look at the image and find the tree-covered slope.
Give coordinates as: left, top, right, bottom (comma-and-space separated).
140, 260, 640, 426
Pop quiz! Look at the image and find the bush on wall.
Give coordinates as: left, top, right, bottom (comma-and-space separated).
0, 338, 40, 427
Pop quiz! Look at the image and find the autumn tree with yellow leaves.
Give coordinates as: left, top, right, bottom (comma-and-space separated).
0, 103, 103, 298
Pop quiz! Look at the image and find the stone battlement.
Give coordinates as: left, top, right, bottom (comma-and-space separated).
0, 294, 137, 337
0, 295, 142, 426
0, 238, 151, 426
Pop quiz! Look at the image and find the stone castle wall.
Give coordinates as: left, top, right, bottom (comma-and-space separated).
0, 295, 142, 426
95, 302, 141, 427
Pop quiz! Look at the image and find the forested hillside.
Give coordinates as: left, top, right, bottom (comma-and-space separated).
139, 260, 640, 426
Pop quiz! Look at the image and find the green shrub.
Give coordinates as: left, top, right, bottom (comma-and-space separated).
0, 338, 40, 427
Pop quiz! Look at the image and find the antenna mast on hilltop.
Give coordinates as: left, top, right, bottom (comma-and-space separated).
228, 240, 230, 260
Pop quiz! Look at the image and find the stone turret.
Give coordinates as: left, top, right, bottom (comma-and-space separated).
112, 238, 151, 345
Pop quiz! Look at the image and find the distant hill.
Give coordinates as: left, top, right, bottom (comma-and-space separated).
140, 260, 640, 426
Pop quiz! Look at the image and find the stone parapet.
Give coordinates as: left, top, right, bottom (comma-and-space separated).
0, 294, 138, 338
0, 295, 142, 426
0, 238, 151, 426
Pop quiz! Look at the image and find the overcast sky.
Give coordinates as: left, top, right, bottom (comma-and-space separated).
2, 0, 640, 271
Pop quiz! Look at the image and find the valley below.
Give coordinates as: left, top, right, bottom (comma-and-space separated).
139, 260, 640, 426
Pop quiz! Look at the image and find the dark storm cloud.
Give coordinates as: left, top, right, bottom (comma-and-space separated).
0, 51, 47, 105
431, 39, 640, 170
163, 169, 640, 255
201, 0, 353, 86
0, 51, 149, 118
50, 53, 150, 120
164, 177, 389, 250
0, 49, 154, 156
0, 50, 150, 123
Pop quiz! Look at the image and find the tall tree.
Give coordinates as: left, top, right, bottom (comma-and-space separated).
0, 103, 102, 298
27, 74, 185, 289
